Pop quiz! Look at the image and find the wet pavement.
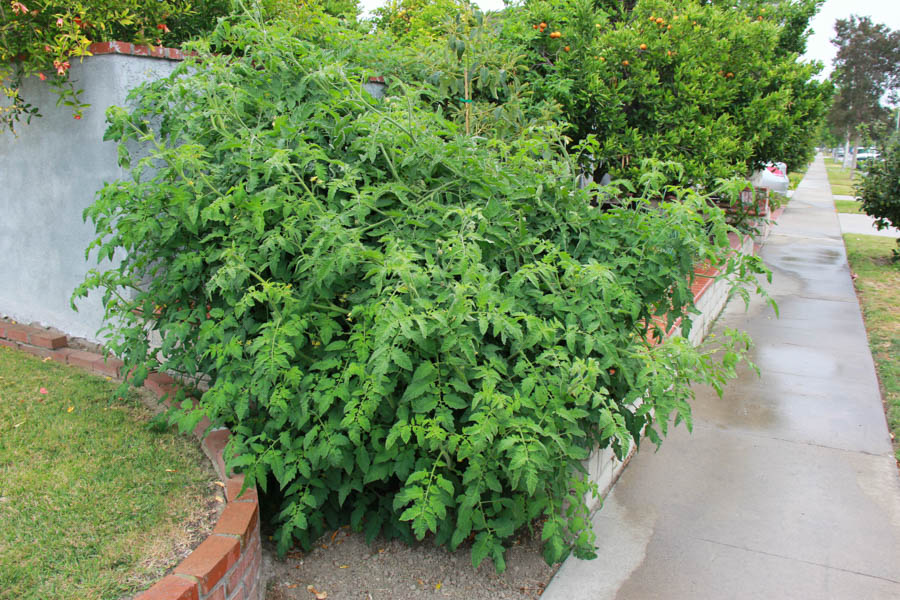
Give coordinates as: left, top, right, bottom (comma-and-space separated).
839, 213, 900, 238
542, 155, 900, 599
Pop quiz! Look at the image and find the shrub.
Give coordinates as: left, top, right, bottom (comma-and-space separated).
859, 136, 900, 258
75, 13, 769, 571
493, 0, 830, 187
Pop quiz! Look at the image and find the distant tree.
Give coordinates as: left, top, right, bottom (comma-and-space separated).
828, 15, 900, 168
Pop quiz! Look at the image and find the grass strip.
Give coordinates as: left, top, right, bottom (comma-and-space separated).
843, 235, 900, 463
835, 200, 864, 214
0, 348, 217, 600
824, 158, 859, 197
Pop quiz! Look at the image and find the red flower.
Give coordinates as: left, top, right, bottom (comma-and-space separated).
38, 72, 46, 81
56, 17, 63, 26
73, 114, 82, 120
43, 45, 52, 52
53, 60, 70, 76
11, 2, 28, 15
156, 23, 170, 33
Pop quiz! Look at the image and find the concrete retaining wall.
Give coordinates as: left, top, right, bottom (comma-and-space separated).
0, 49, 180, 343
583, 232, 758, 509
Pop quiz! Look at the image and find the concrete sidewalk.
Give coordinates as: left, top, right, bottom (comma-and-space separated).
542, 155, 900, 599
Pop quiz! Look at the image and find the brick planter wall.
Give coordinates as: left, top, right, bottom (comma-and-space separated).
0, 320, 262, 600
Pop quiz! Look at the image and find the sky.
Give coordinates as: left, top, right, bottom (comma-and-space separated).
359, 0, 900, 77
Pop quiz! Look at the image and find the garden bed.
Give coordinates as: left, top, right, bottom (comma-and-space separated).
261, 232, 759, 600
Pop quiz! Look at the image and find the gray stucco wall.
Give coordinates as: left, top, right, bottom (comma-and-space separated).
0, 54, 178, 342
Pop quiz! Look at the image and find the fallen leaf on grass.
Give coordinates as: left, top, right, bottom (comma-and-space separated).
307, 584, 327, 599
214, 481, 225, 488
435, 582, 442, 590
67, 406, 74, 413
39, 388, 48, 395
42, 357, 51, 362
339, 565, 349, 569
165, 469, 178, 472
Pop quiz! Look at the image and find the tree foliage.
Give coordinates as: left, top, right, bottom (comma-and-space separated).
0, 0, 229, 129
828, 15, 900, 164
495, 0, 830, 185
75, 11, 770, 571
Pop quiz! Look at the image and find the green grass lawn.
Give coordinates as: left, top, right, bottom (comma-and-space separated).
834, 199, 864, 214
824, 158, 859, 197
843, 235, 900, 463
0, 348, 218, 600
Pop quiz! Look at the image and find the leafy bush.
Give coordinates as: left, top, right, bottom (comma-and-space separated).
492, 0, 830, 187
859, 136, 900, 258
76, 13, 769, 571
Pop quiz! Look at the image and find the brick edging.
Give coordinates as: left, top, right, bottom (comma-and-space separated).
0, 320, 262, 600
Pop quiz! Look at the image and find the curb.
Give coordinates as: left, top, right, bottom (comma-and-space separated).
0, 320, 262, 600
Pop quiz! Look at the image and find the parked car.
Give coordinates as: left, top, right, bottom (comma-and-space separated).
856, 149, 881, 171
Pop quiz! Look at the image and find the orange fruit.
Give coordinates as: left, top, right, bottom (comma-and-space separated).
622, 59, 629, 66
639, 43, 647, 50
540, 22, 547, 28
656, 17, 663, 24
564, 46, 570, 52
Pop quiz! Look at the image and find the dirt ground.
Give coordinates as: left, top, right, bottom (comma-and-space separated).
262, 526, 559, 600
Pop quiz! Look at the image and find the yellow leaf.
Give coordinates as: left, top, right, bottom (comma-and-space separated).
67, 406, 74, 413
435, 582, 442, 590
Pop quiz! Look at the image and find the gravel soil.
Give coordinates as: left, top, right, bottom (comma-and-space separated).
262, 526, 558, 600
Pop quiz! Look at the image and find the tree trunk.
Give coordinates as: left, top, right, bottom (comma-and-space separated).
850, 135, 860, 171
842, 137, 852, 169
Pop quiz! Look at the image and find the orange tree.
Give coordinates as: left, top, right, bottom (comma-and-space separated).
493, 0, 830, 187
0, 0, 228, 131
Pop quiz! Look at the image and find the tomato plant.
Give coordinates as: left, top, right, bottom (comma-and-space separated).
76, 11, 771, 572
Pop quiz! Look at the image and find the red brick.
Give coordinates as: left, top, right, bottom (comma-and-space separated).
50, 347, 75, 364
136, 575, 198, 600
174, 535, 240, 594
203, 429, 231, 478
246, 579, 259, 600
0, 322, 6, 338
227, 583, 246, 600
149, 45, 167, 58
93, 357, 124, 378
144, 372, 177, 398
89, 41, 111, 54
214, 502, 258, 548
225, 475, 258, 504
226, 554, 248, 594
29, 330, 67, 349
0, 339, 17, 349
111, 41, 133, 54
132, 44, 151, 56
206, 584, 226, 600
7, 327, 28, 344
67, 349, 101, 370
193, 415, 212, 439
